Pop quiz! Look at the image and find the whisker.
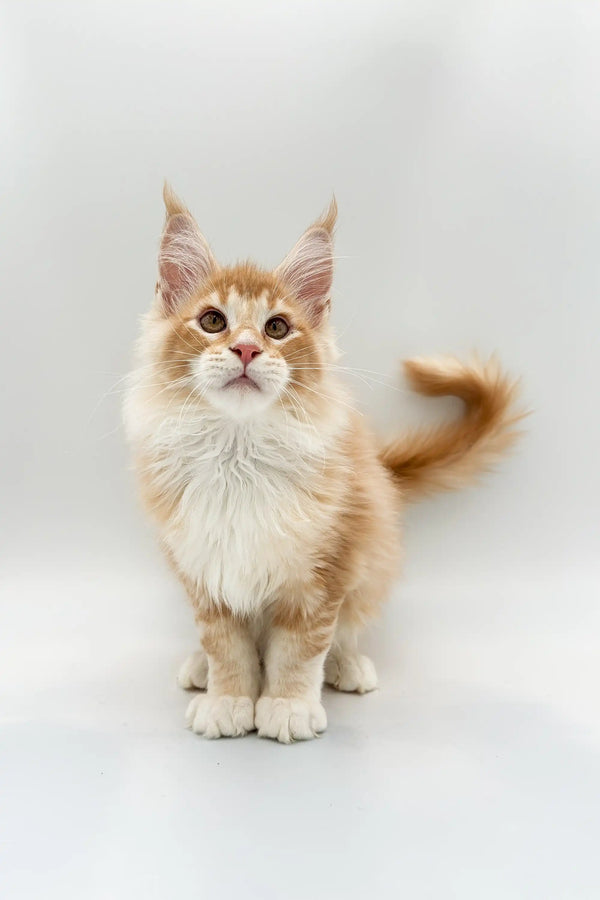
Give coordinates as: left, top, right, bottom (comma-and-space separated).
289, 379, 362, 416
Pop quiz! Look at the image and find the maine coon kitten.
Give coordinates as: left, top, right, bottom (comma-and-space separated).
123, 185, 521, 743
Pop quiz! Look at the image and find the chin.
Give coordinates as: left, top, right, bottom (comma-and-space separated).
205, 381, 279, 419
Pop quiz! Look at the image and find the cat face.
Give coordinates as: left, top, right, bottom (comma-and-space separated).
158, 265, 331, 419
147, 186, 338, 420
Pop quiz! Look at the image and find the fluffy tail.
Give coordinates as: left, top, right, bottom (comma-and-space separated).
379, 356, 524, 502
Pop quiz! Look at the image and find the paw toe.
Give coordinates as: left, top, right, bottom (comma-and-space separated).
325, 652, 378, 693
186, 695, 254, 738
255, 697, 327, 743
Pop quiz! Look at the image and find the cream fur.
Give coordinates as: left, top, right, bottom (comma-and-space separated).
123, 186, 522, 743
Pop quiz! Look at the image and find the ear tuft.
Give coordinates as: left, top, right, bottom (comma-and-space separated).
158, 184, 216, 313
315, 195, 337, 235
162, 181, 189, 218
275, 198, 337, 325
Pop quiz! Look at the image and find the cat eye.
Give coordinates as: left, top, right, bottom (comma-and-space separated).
199, 310, 227, 333
265, 316, 290, 340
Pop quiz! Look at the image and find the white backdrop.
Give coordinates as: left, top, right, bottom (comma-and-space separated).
2, 2, 599, 898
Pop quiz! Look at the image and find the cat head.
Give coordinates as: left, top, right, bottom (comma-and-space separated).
144, 184, 339, 420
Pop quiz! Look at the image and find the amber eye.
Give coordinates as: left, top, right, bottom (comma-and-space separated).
265, 316, 290, 339
199, 310, 227, 333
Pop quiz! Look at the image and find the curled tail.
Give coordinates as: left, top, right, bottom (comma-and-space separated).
379, 356, 524, 502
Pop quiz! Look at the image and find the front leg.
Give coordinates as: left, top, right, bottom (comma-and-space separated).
256, 596, 338, 743
186, 607, 260, 739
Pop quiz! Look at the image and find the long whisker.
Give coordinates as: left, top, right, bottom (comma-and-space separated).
89, 365, 194, 423
291, 365, 407, 394
289, 379, 362, 416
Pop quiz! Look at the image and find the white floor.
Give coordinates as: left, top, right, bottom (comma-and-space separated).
2, 566, 599, 899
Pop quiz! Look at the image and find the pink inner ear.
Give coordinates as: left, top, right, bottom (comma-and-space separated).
277, 227, 333, 324
295, 254, 333, 305
159, 213, 213, 313
161, 258, 186, 298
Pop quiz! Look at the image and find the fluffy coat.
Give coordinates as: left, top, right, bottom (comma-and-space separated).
123, 186, 522, 742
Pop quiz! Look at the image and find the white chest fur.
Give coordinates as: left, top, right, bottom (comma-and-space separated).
144, 410, 341, 615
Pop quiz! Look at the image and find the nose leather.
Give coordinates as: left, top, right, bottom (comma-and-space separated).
230, 343, 262, 368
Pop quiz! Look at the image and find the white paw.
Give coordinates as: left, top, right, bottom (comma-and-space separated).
255, 696, 327, 743
177, 650, 208, 690
324, 652, 378, 693
185, 694, 255, 738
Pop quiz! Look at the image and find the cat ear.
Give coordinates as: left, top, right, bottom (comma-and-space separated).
275, 197, 337, 325
158, 183, 216, 313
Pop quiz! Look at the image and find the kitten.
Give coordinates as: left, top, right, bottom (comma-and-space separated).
123, 185, 521, 743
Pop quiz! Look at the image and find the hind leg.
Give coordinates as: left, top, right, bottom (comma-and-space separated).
324, 510, 400, 694
177, 647, 209, 690
324, 617, 378, 694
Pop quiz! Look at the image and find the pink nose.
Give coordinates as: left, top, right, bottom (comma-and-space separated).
230, 343, 262, 368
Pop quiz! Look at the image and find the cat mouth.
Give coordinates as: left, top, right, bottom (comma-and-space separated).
225, 373, 260, 390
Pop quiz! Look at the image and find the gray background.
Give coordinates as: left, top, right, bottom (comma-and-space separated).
2, 2, 599, 898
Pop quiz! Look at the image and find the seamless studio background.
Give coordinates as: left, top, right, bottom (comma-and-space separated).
1, 2, 599, 898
